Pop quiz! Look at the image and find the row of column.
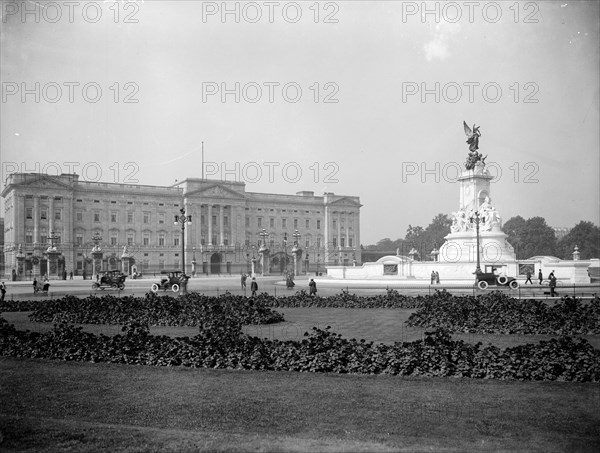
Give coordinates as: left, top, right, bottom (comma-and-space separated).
185, 202, 241, 249
24, 194, 73, 248
334, 210, 357, 249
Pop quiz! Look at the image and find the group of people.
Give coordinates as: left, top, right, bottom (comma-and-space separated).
240, 273, 317, 297
523, 269, 559, 296
240, 273, 259, 296
430, 271, 441, 284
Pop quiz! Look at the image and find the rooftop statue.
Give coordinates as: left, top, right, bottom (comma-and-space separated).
463, 121, 487, 170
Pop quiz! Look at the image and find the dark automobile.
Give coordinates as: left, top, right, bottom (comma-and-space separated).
92, 270, 126, 290
151, 270, 188, 293
475, 271, 519, 290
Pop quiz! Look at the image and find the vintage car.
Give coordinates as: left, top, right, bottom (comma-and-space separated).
475, 271, 519, 290
151, 270, 188, 293
92, 270, 127, 290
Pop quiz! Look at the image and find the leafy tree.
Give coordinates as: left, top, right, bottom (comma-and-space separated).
556, 221, 600, 259
503, 215, 527, 256
503, 216, 557, 259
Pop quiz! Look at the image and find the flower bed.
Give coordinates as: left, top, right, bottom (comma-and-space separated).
406, 291, 600, 335
26, 292, 284, 326
1, 317, 598, 382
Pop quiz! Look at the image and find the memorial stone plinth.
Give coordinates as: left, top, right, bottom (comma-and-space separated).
46, 247, 61, 279
121, 246, 133, 275
15, 245, 25, 281
91, 247, 103, 277
439, 164, 516, 265
258, 245, 270, 276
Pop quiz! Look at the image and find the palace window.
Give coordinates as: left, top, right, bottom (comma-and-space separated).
294, 219, 298, 229
158, 213, 165, 224
94, 212, 101, 222
111, 211, 117, 223
143, 213, 150, 224
270, 218, 275, 228
143, 233, 150, 246
26, 208, 32, 219
332, 237, 337, 247
41, 208, 47, 220
76, 234, 83, 246
127, 233, 134, 246
75, 211, 82, 222
173, 236, 180, 246
25, 229, 33, 244
317, 220, 321, 229
341, 237, 345, 247
257, 217, 263, 228
110, 235, 118, 246
54, 209, 61, 221
245, 216, 250, 227
306, 219, 310, 229
127, 212, 134, 224
158, 233, 165, 246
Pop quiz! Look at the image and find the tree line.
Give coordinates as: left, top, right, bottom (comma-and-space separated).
364, 214, 600, 261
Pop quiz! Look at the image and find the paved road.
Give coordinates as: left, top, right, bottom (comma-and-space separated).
1, 275, 598, 300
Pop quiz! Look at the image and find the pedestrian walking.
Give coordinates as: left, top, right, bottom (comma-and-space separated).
430, 271, 435, 284
309, 278, 317, 297
435, 271, 440, 284
549, 270, 558, 297
538, 269, 543, 285
33, 278, 37, 294
0, 282, 6, 302
525, 270, 533, 285
241, 273, 247, 290
250, 277, 258, 297
69, 270, 73, 280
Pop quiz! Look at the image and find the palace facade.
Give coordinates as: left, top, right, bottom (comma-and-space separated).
1, 173, 361, 278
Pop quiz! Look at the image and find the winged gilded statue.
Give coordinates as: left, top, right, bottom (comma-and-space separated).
463, 121, 487, 170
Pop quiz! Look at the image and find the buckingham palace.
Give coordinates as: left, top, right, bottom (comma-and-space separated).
1, 172, 362, 279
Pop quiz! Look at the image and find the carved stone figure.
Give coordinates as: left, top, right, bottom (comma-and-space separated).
463, 121, 487, 170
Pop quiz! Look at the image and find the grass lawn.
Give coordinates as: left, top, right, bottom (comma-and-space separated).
0, 357, 599, 452
4, 308, 600, 349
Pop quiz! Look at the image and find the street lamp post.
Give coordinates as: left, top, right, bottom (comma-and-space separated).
174, 207, 192, 294
469, 211, 485, 275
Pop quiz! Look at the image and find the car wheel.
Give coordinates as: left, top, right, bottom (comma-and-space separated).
478, 280, 488, 290
92, 283, 99, 290
111, 283, 118, 289
497, 276, 508, 285
151, 283, 159, 293
509, 280, 519, 289
119, 284, 125, 290
172, 283, 180, 293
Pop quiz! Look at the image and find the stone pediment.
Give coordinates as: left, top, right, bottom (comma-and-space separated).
327, 196, 362, 208
186, 184, 246, 200
3, 174, 74, 195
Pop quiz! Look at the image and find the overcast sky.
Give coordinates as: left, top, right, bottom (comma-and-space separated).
1, 0, 598, 245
